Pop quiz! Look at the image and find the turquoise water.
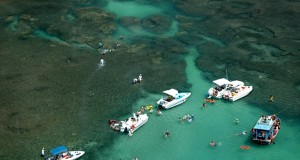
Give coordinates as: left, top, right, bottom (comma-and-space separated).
105, 0, 178, 40
96, 47, 299, 159
2, 0, 299, 159
106, 1, 163, 18
89, 1, 300, 160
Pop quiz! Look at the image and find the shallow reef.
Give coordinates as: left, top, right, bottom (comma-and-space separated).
174, 0, 300, 118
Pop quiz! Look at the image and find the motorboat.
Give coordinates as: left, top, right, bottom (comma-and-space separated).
207, 78, 253, 101
223, 80, 253, 101
110, 113, 149, 135
251, 115, 281, 144
157, 89, 191, 109
47, 145, 84, 160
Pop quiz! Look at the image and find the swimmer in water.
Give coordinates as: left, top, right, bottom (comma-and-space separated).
164, 131, 170, 138
236, 130, 247, 135
235, 119, 239, 124
210, 140, 216, 147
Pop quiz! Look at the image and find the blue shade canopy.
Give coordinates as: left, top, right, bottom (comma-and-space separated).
50, 146, 67, 155
254, 123, 272, 130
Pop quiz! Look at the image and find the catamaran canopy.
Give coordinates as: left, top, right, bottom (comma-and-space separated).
163, 89, 178, 97
253, 123, 273, 131
213, 78, 230, 86
50, 145, 67, 155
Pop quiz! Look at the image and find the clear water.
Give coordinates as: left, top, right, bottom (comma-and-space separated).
84, 1, 300, 160
93, 46, 300, 159
105, 0, 178, 40
105, 1, 163, 18
88, 1, 300, 160
2, 0, 299, 159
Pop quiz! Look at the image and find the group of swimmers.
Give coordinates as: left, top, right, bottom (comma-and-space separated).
179, 114, 194, 122
202, 98, 216, 108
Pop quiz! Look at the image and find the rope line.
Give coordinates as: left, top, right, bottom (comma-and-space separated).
274, 105, 290, 116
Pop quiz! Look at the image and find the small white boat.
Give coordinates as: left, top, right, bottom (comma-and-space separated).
110, 113, 149, 135
157, 89, 191, 109
47, 145, 84, 160
207, 78, 253, 101
251, 115, 281, 144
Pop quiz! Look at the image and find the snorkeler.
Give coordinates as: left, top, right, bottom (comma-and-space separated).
164, 131, 170, 138
210, 140, 216, 147
236, 130, 247, 136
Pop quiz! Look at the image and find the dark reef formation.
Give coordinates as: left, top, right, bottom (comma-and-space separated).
174, 0, 300, 116
0, 0, 299, 159
141, 15, 172, 33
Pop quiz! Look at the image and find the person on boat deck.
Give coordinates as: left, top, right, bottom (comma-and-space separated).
167, 95, 173, 102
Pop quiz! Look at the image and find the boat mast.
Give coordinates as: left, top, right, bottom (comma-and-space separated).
226, 68, 229, 80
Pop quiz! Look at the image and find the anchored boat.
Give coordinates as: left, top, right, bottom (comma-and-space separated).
251, 115, 281, 144
47, 145, 84, 160
157, 89, 191, 109
207, 78, 253, 101
109, 113, 149, 136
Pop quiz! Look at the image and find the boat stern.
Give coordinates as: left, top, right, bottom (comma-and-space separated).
69, 151, 85, 159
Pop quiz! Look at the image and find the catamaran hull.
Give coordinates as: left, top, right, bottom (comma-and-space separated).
227, 86, 253, 101
208, 88, 226, 99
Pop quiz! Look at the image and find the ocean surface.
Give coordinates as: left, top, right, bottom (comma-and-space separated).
0, 0, 299, 160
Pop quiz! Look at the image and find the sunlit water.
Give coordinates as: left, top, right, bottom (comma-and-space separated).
91, 44, 300, 159
105, 0, 178, 40
84, 1, 300, 160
